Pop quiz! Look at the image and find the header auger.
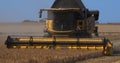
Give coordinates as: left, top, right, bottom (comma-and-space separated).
5, 0, 113, 55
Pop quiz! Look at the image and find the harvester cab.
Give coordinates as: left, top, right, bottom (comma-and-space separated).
5, 0, 113, 55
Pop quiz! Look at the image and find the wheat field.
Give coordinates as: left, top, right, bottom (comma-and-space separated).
0, 22, 120, 63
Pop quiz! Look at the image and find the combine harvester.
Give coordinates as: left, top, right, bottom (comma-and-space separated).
5, 0, 112, 55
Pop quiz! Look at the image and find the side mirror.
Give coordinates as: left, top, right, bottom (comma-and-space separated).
39, 9, 42, 18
